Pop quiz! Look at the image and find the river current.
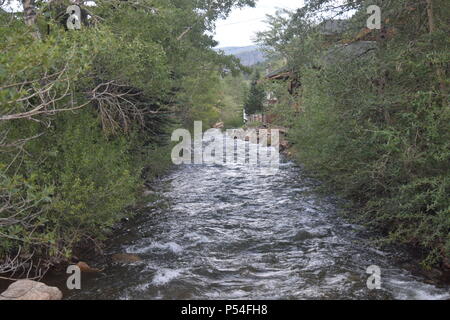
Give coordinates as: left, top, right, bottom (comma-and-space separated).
63, 132, 450, 300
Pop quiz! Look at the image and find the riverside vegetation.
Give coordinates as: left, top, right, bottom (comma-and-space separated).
256, 0, 449, 270
0, 0, 252, 279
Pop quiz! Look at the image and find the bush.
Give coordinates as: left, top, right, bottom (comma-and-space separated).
1, 109, 139, 261
288, 32, 450, 267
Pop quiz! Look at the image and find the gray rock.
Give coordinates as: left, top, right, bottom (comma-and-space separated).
294, 230, 315, 241
0, 280, 62, 300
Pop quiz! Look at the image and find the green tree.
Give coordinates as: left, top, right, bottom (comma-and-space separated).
244, 70, 265, 115
0, 0, 255, 278
257, 0, 450, 268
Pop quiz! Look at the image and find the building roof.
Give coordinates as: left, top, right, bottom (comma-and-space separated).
265, 66, 292, 80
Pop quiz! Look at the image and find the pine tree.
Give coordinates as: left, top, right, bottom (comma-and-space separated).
244, 70, 265, 115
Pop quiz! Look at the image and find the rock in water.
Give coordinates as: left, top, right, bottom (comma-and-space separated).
111, 253, 143, 263
213, 122, 224, 129
280, 140, 290, 151
76, 261, 101, 273
0, 280, 62, 300
294, 230, 315, 241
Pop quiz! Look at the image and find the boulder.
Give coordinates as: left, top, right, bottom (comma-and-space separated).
76, 261, 101, 273
280, 140, 290, 151
294, 230, 315, 241
0, 280, 62, 300
443, 257, 450, 270
111, 253, 142, 264
213, 122, 224, 129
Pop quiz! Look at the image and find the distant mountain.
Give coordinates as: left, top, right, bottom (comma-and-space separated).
215, 45, 266, 67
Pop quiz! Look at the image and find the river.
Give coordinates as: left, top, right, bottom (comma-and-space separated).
60, 133, 450, 300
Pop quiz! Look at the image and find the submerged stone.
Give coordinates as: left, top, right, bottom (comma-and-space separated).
294, 230, 315, 241
111, 253, 142, 263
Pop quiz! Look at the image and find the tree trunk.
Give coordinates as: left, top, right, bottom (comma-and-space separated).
21, 0, 41, 40
425, 0, 436, 33
426, 0, 448, 105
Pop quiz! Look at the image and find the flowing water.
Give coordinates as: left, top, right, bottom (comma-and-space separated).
62, 133, 450, 300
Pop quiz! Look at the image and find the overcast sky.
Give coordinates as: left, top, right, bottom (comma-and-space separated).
214, 0, 305, 48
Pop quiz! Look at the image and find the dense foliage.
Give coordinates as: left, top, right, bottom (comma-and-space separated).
0, 0, 253, 277
219, 74, 247, 128
258, 0, 449, 267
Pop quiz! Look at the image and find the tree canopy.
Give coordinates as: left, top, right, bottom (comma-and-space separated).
0, 0, 253, 277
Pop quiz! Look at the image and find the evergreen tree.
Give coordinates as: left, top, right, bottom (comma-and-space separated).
244, 70, 266, 115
